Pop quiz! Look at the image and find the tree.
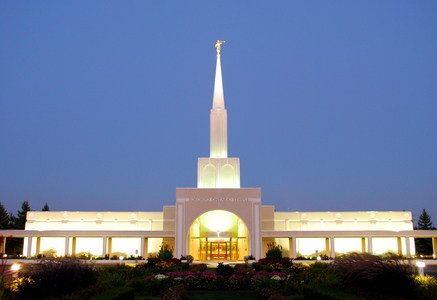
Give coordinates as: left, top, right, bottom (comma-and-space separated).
0, 202, 10, 229
8, 211, 16, 228
14, 201, 33, 230
9, 201, 33, 256
415, 208, 436, 255
41, 203, 50, 211
417, 208, 436, 230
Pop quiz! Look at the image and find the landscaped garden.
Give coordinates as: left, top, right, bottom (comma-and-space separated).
1, 242, 437, 300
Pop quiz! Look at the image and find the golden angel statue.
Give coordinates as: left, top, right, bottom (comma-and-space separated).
215, 40, 225, 55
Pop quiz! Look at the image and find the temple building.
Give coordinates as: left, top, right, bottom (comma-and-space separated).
2, 41, 437, 260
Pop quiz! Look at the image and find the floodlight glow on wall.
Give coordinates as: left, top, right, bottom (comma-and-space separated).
201, 210, 237, 232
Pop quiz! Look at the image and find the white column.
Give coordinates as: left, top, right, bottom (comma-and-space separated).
175, 203, 185, 259
368, 236, 373, 254
102, 236, 107, 258
65, 236, 70, 256
26, 236, 33, 258
397, 237, 402, 256
405, 236, 411, 258
330, 237, 335, 258
72, 237, 76, 257
290, 237, 296, 259
141, 237, 145, 259
253, 203, 262, 260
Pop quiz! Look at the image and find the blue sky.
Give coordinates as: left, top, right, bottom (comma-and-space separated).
1, 1, 436, 224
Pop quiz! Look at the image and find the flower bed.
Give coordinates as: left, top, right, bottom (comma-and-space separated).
4, 253, 437, 300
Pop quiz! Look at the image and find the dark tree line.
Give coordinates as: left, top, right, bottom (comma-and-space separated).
414, 208, 436, 255
0, 201, 49, 255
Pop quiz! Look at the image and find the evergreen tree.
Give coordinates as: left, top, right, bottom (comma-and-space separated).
42, 203, 50, 211
417, 208, 436, 230
0, 202, 9, 229
8, 211, 16, 228
415, 208, 436, 255
14, 201, 33, 229
9, 202, 33, 256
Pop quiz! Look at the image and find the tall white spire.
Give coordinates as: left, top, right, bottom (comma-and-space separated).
212, 55, 225, 110
197, 41, 240, 188
210, 53, 227, 158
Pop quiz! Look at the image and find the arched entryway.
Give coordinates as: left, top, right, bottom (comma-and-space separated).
188, 210, 249, 261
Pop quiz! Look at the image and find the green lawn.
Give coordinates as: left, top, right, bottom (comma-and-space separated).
136, 290, 303, 300
136, 290, 258, 300
188, 290, 259, 299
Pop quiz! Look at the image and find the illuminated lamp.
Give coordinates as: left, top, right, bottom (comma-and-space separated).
416, 261, 426, 277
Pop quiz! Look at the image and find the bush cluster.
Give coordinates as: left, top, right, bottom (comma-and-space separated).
6, 253, 437, 299
13, 258, 97, 299
216, 262, 235, 276
265, 241, 283, 261
157, 242, 174, 261
332, 252, 418, 299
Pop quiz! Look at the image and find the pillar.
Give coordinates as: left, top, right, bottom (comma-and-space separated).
108, 237, 112, 259
72, 237, 76, 257
325, 237, 330, 256
361, 237, 366, 253
64, 236, 70, 257
368, 236, 373, 255
330, 237, 335, 258
397, 237, 402, 256
405, 236, 411, 258
102, 236, 107, 258
26, 236, 33, 258
289, 237, 295, 258
0, 236, 5, 254
36, 237, 41, 256
433, 237, 437, 256
142, 237, 148, 259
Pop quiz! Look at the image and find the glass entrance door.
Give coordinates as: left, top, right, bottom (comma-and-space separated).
209, 242, 228, 260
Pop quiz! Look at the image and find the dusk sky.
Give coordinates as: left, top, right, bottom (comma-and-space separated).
1, 1, 436, 224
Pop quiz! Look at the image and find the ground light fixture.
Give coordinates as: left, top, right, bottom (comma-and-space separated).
416, 261, 426, 277
11, 264, 20, 271
11, 264, 20, 279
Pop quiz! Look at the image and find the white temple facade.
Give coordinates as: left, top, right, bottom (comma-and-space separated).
1, 42, 436, 260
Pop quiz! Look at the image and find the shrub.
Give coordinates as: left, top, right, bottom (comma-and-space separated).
251, 275, 280, 292
41, 248, 57, 258
259, 287, 286, 300
415, 275, 437, 299
13, 258, 97, 299
159, 284, 188, 300
140, 275, 172, 296
140, 257, 158, 269
332, 252, 418, 299
100, 271, 126, 286
97, 264, 135, 283
156, 260, 176, 269
281, 257, 293, 269
190, 263, 207, 272
216, 262, 235, 276
158, 243, 174, 261
234, 263, 247, 272
266, 242, 283, 261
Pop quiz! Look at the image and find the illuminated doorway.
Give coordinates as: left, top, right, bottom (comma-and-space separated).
189, 210, 248, 261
